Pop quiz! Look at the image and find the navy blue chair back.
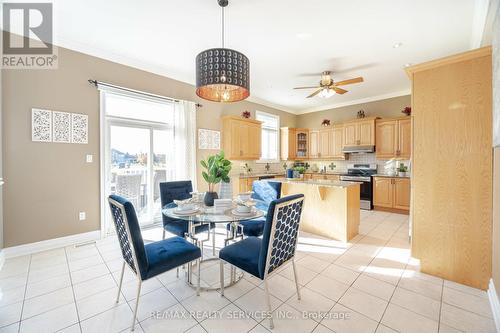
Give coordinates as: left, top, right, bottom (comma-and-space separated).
258, 194, 304, 278
108, 195, 149, 279
160, 181, 193, 223
251, 181, 281, 203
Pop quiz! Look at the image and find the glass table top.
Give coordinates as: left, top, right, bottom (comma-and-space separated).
162, 201, 265, 223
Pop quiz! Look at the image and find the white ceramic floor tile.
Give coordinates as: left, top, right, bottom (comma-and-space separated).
306, 274, 350, 302
438, 323, 464, 333
321, 303, 378, 333
0, 285, 25, 307
73, 274, 117, 300
0, 257, 30, 280
127, 287, 177, 322
76, 287, 124, 321
443, 280, 489, 299
233, 287, 282, 318
121, 277, 162, 302
440, 303, 496, 333
182, 290, 230, 318
352, 274, 395, 301
25, 274, 71, 299
321, 264, 360, 285
296, 256, 330, 274
285, 287, 335, 322
339, 287, 388, 321
334, 252, 373, 272
261, 303, 317, 333
22, 286, 74, 320
0, 322, 19, 333
56, 323, 81, 333
311, 324, 334, 333
165, 279, 197, 302
80, 303, 136, 333
139, 303, 198, 333
442, 286, 493, 318
218, 277, 256, 302
201, 303, 259, 333
381, 303, 438, 333
20, 303, 78, 333
397, 276, 442, 301
248, 324, 272, 332
257, 274, 299, 302
70, 263, 110, 284
278, 263, 318, 286
0, 301, 22, 328
184, 324, 208, 333
0, 274, 28, 292
375, 324, 398, 333
390, 286, 441, 321
68, 256, 104, 272
28, 263, 69, 284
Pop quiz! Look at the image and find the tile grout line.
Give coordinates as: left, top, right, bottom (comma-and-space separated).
63, 245, 84, 333
437, 279, 444, 332
17, 254, 32, 333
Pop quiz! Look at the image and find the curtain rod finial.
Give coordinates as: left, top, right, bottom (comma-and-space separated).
88, 79, 97, 86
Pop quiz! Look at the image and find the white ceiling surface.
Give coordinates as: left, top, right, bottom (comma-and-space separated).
53, 0, 477, 114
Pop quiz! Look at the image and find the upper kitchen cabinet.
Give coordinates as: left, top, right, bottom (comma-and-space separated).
222, 116, 262, 160
375, 117, 412, 159
309, 130, 320, 158
330, 125, 347, 160
308, 126, 347, 160
280, 127, 296, 160
343, 117, 377, 147
295, 129, 309, 159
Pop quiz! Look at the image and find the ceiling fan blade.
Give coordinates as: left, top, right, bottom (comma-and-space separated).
307, 89, 323, 98
332, 87, 348, 94
293, 86, 321, 90
334, 77, 364, 86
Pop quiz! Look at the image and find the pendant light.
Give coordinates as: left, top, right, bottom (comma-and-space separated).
195, 0, 250, 103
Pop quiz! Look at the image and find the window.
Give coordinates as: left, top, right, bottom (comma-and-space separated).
256, 111, 279, 162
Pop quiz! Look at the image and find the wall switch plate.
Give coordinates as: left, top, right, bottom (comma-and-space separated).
86, 155, 93, 163
79, 212, 86, 221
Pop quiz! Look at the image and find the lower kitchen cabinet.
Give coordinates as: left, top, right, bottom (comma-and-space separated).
239, 177, 258, 193
373, 177, 410, 213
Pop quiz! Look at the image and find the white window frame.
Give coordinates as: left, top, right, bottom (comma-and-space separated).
256, 111, 280, 163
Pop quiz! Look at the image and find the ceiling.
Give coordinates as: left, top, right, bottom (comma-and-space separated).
51, 0, 479, 114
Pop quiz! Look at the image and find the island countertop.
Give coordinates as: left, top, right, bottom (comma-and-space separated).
266, 178, 360, 188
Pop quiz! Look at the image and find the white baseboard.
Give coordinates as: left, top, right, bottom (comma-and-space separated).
488, 279, 500, 333
1, 230, 101, 259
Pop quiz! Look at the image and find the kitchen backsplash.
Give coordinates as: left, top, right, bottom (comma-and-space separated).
230, 154, 410, 177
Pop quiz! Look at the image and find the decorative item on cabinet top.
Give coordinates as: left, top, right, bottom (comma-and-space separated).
242, 110, 251, 119
321, 119, 331, 127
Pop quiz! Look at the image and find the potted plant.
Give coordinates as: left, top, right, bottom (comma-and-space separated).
200, 151, 232, 206
293, 166, 306, 179
398, 163, 408, 177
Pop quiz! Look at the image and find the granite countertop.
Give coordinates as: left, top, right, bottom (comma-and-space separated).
237, 173, 285, 179
267, 178, 360, 188
373, 174, 411, 179
304, 171, 345, 175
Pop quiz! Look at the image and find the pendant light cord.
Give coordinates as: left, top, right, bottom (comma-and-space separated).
221, 5, 225, 48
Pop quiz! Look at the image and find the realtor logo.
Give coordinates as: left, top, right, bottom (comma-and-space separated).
2, 2, 57, 69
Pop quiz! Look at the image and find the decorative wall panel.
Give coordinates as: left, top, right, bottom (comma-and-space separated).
52, 111, 71, 143
71, 113, 88, 144
31, 108, 52, 142
198, 128, 220, 150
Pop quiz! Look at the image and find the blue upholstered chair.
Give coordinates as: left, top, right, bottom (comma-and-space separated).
160, 181, 216, 254
227, 181, 282, 237
108, 195, 201, 331
219, 194, 304, 329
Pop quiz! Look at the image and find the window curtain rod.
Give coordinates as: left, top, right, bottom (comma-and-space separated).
88, 79, 203, 107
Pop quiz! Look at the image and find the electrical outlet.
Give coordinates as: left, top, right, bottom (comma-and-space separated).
86, 155, 93, 163
79, 212, 86, 221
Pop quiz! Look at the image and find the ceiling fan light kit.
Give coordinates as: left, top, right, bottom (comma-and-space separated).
294, 70, 364, 99
195, 0, 250, 103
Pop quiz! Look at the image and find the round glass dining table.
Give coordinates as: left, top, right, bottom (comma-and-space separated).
162, 201, 265, 290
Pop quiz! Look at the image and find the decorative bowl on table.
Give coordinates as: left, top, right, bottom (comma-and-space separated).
237, 192, 253, 202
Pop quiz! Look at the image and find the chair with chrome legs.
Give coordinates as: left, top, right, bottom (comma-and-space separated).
219, 194, 304, 329
226, 181, 282, 238
160, 181, 216, 255
108, 195, 202, 331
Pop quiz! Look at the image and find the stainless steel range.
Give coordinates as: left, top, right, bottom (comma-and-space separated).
339, 164, 377, 210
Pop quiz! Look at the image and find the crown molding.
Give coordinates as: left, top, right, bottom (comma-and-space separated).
295, 90, 411, 115
246, 95, 296, 114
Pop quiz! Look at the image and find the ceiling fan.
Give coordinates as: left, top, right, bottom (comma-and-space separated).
294, 71, 364, 98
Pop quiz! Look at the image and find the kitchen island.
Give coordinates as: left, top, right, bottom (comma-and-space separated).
269, 179, 360, 242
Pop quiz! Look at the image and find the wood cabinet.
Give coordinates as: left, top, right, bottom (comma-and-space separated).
280, 127, 296, 160
309, 130, 320, 159
376, 118, 412, 159
319, 129, 330, 158
343, 118, 376, 146
238, 177, 258, 193
373, 177, 410, 212
330, 125, 347, 160
296, 130, 309, 159
407, 46, 492, 289
222, 116, 262, 160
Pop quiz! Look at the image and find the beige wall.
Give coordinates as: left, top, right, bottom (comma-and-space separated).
1, 44, 295, 247
491, 3, 500, 298
296, 95, 411, 129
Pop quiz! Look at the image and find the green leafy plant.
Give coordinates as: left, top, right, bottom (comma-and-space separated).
200, 151, 232, 192
293, 166, 306, 174
398, 163, 408, 172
